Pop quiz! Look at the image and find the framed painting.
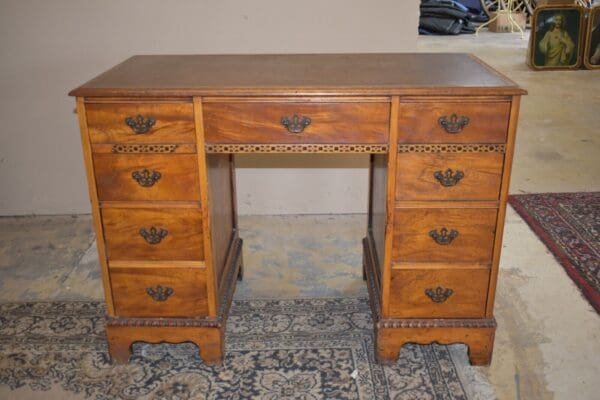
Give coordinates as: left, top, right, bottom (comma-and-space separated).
583, 6, 600, 69
528, 6, 585, 70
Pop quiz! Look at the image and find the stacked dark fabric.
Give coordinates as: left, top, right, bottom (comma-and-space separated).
419, 0, 489, 35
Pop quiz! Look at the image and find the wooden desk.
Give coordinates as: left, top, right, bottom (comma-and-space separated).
70, 53, 525, 366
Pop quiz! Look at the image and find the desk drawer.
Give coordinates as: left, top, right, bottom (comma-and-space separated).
392, 208, 497, 264
389, 267, 489, 318
398, 100, 510, 143
86, 102, 195, 144
102, 208, 204, 261
395, 153, 504, 201
111, 266, 208, 317
94, 154, 200, 201
203, 101, 390, 144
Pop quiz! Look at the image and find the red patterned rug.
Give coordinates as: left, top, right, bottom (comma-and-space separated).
509, 192, 600, 314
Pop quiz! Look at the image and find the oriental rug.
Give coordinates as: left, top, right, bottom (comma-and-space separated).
509, 192, 600, 313
0, 299, 493, 399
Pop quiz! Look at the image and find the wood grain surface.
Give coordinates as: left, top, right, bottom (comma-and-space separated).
75, 98, 116, 315
93, 154, 200, 201
388, 267, 489, 317
106, 325, 223, 365
395, 153, 504, 201
70, 53, 525, 367
86, 102, 195, 144
398, 100, 510, 143
102, 208, 204, 261
376, 324, 495, 365
369, 154, 388, 284
392, 208, 497, 264
206, 154, 236, 287
203, 102, 390, 144
110, 266, 208, 317
380, 96, 401, 317
486, 95, 522, 316
69, 54, 525, 97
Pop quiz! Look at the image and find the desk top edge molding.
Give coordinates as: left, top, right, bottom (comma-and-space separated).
69, 53, 526, 98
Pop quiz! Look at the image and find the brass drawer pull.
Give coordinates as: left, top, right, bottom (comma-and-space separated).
433, 168, 464, 187
429, 227, 458, 245
139, 227, 168, 244
425, 286, 453, 303
146, 285, 174, 301
125, 114, 156, 134
438, 113, 469, 134
281, 114, 311, 133
132, 169, 162, 187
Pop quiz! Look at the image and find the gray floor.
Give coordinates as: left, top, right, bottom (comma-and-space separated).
418, 32, 600, 400
1, 31, 599, 399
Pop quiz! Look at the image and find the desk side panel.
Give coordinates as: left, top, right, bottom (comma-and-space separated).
369, 154, 388, 285
193, 98, 218, 316
76, 98, 115, 315
207, 154, 236, 290
486, 95, 522, 316
380, 96, 401, 317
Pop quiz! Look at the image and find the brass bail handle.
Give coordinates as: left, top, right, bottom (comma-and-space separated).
438, 113, 469, 134
125, 114, 156, 134
139, 226, 168, 244
429, 227, 459, 245
132, 169, 162, 187
425, 286, 454, 303
146, 285, 174, 302
433, 169, 464, 187
281, 114, 311, 133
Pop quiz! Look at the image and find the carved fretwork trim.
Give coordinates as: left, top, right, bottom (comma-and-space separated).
205, 144, 389, 154
377, 318, 497, 329
398, 144, 505, 153
112, 144, 179, 153
106, 237, 243, 329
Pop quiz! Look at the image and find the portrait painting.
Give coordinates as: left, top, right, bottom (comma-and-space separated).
529, 6, 584, 70
584, 7, 600, 69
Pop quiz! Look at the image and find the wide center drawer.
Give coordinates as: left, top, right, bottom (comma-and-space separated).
395, 152, 504, 201
94, 154, 201, 201
203, 101, 390, 144
86, 102, 195, 144
111, 266, 208, 317
398, 100, 510, 143
392, 208, 497, 265
102, 208, 204, 261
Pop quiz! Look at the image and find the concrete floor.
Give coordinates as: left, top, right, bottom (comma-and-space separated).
1, 31, 599, 399
417, 31, 600, 400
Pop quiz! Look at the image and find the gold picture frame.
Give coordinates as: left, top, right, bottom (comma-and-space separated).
528, 5, 585, 70
583, 6, 600, 69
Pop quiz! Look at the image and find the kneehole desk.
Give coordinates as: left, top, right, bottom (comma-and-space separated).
69, 53, 525, 365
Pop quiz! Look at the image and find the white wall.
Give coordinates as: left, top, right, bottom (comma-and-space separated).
0, 0, 419, 216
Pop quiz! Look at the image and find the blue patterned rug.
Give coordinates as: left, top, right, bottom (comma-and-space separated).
0, 298, 489, 399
